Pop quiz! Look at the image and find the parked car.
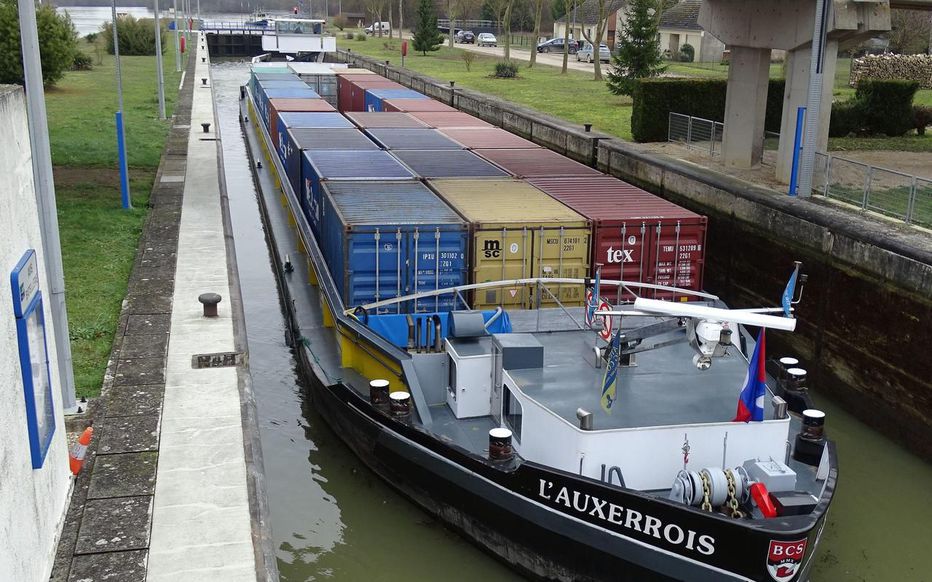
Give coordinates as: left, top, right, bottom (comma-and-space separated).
576, 42, 611, 63
365, 21, 391, 35
536, 37, 578, 54
455, 30, 475, 43
476, 32, 497, 47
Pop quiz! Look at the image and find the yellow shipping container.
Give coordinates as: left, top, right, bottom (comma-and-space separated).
428, 179, 591, 309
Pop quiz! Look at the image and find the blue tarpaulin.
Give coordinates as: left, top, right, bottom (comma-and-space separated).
359, 310, 512, 349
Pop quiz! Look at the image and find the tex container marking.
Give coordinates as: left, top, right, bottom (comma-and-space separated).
427, 179, 591, 310
382, 98, 457, 113
343, 112, 430, 129
365, 128, 464, 150
391, 150, 510, 179
319, 181, 468, 313
364, 88, 428, 112
282, 128, 380, 197
301, 150, 416, 236
526, 176, 707, 301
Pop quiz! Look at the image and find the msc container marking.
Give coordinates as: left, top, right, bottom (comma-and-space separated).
364, 88, 428, 112
382, 98, 457, 113
427, 179, 590, 309
391, 150, 509, 179
282, 128, 380, 197
527, 176, 707, 301
319, 181, 468, 313
301, 150, 416, 236
343, 112, 430, 129
473, 148, 603, 178
365, 129, 464, 150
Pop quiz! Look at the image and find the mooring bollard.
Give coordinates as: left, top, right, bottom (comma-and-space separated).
202, 57, 206, 63
369, 379, 390, 407
584, 123, 592, 133
198, 293, 222, 317
201, 78, 208, 86
488, 428, 514, 461
201, 122, 211, 133
389, 391, 410, 418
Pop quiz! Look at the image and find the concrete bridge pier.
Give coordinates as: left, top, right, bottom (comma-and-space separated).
722, 46, 772, 168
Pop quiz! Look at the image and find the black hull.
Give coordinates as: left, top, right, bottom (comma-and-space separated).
242, 93, 836, 582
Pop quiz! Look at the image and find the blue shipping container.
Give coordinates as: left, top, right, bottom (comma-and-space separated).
319, 181, 468, 313
301, 150, 415, 236
260, 88, 320, 128
282, 128, 380, 198
276, 113, 356, 165
364, 88, 428, 112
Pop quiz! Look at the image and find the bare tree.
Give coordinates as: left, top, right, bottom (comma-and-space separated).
888, 9, 932, 54
528, 0, 544, 67
487, 0, 517, 60
398, 0, 404, 39
581, 0, 616, 80
365, 0, 389, 36
560, 0, 574, 73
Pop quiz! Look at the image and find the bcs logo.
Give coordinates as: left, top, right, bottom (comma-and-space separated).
766, 538, 807, 582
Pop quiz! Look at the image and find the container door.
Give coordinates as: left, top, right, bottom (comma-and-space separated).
529, 226, 590, 308
646, 220, 707, 300
408, 227, 468, 313
346, 228, 407, 313
472, 227, 532, 309
593, 222, 650, 303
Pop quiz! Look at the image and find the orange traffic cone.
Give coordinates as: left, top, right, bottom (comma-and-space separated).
69, 426, 93, 475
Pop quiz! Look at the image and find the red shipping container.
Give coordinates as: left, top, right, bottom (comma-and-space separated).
527, 176, 707, 301
336, 74, 391, 111
408, 111, 493, 128
474, 148, 603, 178
268, 99, 336, 148
344, 112, 429, 129
382, 98, 457, 112
338, 77, 403, 112
439, 127, 540, 150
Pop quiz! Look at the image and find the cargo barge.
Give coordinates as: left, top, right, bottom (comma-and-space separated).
240, 63, 837, 581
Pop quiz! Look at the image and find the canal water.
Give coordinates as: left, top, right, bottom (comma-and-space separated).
208, 61, 931, 581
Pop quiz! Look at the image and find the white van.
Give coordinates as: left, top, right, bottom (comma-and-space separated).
365, 22, 391, 35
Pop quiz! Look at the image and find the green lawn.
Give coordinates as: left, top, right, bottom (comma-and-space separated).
46, 39, 183, 397
341, 38, 635, 139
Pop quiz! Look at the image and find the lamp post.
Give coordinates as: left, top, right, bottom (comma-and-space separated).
154, 0, 166, 119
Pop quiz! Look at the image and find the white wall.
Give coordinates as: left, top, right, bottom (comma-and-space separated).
0, 85, 72, 582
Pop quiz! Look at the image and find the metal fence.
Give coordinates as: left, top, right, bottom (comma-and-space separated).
668, 113, 724, 156
814, 152, 931, 228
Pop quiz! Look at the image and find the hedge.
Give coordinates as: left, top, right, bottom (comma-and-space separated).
828, 79, 920, 137
630, 78, 786, 142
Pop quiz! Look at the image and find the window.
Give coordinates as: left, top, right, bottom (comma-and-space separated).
448, 355, 457, 401
503, 387, 523, 443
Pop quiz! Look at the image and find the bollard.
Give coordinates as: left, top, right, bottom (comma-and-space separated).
369, 379, 390, 407
389, 391, 410, 418
240, 86, 245, 100
584, 123, 592, 132
202, 57, 206, 63
201, 122, 211, 133
488, 428, 514, 461
201, 77, 208, 85
450, 80, 455, 88
198, 293, 222, 317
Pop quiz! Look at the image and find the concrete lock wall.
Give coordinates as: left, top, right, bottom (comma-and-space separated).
0, 85, 72, 582
332, 53, 932, 459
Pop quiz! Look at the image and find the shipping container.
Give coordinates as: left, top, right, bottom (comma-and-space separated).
365, 129, 463, 150
258, 88, 320, 129
250, 70, 298, 97
301, 150, 416, 236
408, 111, 493, 128
319, 181, 469, 314
364, 88, 428, 112
281, 128, 380, 196
288, 63, 346, 106
473, 148, 603, 178
392, 150, 510, 179
338, 77, 404, 112
428, 179, 590, 309
382, 98, 457, 113
268, 98, 336, 153
343, 112, 429, 129
439, 127, 540, 150
275, 112, 354, 157
334, 68, 379, 75
527, 177, 707, 301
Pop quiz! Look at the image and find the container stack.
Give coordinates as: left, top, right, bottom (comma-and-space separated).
247, 63, 709, 314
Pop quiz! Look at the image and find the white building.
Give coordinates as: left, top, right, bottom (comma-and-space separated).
0, 84, 72, 582
658, 0, 725, 63
553, 0, 626, 50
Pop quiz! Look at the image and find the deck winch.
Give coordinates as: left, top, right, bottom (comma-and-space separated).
670, 459, 802, 518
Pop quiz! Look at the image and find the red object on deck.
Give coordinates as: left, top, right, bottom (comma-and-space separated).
402, 41, 408, 57
180, 35, 186, 53
750, 482, 778, 518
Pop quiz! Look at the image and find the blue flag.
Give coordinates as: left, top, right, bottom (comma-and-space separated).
587, 268, 602, 327
601, 331, 621, 413
781, 265, 799, 318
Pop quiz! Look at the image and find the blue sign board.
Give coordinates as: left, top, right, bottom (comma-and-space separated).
10, 249, 55, 469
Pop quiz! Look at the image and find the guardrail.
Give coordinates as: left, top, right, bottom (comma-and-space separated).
668, 112, 724, 156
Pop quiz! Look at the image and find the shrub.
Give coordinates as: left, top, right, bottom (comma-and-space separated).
828, 101, 863, 137
494, 61, 518, 78
630, 78, 785, 142
85, 32, 98, 43
355, 32, 367, 41
462, 50, 476, 72
913, 105, 932, 136
855, 79, 920, 136
100, 16, 166, 55
72, 50, 93, 71
0, 0, 79, 86
679, 43, 694, 63
332, 14, 347, 31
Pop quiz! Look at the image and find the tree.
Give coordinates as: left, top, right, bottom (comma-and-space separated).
559, 0, 573, 73
485, 0, 517, 61
412, 0, 443, 55
0, 0, 79, 87
888, 9, 932, 55
528, 0, 544, 68
364, 0, 389, 36
606, 0, 664, 96
581, 0, 615, 80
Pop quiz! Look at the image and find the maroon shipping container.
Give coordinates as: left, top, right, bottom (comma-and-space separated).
474, 148, 603, 179
528, 176, 707, 301
344, 112, 429, 129
382, 98, 457, 112
268, 99, 336, 149
408, 111, 493, 128
337, 76, 402, 112
439, 127, 540, 150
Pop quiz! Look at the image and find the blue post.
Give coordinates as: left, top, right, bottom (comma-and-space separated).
115, 111, 132, 209
788, 106, 806, 197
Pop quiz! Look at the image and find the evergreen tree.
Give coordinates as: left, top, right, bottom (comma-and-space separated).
412, 0, 443, 55
606, 0, 665, 96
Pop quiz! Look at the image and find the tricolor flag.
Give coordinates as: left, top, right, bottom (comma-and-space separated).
601, 330, 621, 413
733, 329, 767, 422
